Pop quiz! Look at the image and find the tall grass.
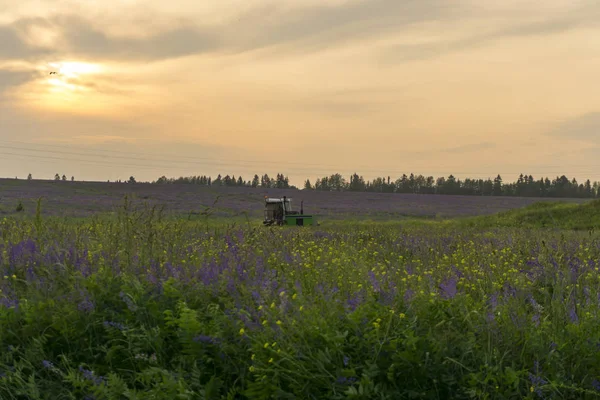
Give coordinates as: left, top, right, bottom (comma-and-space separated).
0, 200, 599, 399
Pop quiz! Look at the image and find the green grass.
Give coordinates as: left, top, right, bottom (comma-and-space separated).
454, 199, 600, 231
1, 199, 600, 398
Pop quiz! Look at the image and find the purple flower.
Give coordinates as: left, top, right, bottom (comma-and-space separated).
78, 299, 95, 313
439, 277, 457, 299
194, 335, 218, 344
79, 367, 105, 386
103, 321, 126, 331
592, 379, 600, 391
336, 376, 357, 385
42, 360, 54, 369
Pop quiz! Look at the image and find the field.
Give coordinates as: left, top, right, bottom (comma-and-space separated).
0, 178, 590, 219
1, 180, 600, 399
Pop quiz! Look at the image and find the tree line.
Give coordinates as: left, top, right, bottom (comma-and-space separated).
154, 172, 600, 198
154, 173, 294, 189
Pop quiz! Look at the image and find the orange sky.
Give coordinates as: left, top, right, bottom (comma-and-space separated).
1, 0, 600, 185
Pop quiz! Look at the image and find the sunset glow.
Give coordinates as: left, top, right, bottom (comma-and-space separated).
1, 0, 599, 183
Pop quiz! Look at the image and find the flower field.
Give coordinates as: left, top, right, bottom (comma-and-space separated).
1, 200, 600, 399
0, 178, 589, 219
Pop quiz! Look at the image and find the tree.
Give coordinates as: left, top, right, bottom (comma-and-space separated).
304, 179, 312, 190
492, 175, 503, 196
54, 173, 60, 181
252, 174, 260, 188
71, 176, 75, 182
62, 174, 67, 181
128, 176, 136, 184
27, 173, 32, 181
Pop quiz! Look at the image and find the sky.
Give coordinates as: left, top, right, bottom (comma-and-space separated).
1, 0, 600, 186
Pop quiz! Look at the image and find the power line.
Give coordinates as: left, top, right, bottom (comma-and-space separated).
7, 139, 600, 175
3, 150, 600, 182
0, 139, 351, 169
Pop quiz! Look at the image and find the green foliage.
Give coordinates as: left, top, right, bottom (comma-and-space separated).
1, 201, 600, 398
460, 199, 600, 230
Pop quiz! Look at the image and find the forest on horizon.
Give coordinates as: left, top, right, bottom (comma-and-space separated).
152, 172, 600, 199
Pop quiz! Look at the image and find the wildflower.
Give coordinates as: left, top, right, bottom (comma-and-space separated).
276, 320, 282, 326
292, 293, 297, 300
239, 328, 245, 335
268, 358, 273, 363
79, 367, 105, 386
399, 313, 406, 319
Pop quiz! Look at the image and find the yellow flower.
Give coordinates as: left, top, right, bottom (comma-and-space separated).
292, 294, 297, 300
269, 358, 274, 363
270, 302, 275, 309
251, 354, 255, 360
249, 366, 255, 372
239, 328, 245, 335
299, 306, 304, 311
264, 342, 269, 348
276, 320, 282, 326
11, 275, 16, 279
399, 313, 406, 319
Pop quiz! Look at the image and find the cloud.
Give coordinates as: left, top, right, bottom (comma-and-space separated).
381, 3, 600, 63
0, 15, 220, 63
3, 0, 599, 65
226, 0, 462, 54
546, 112, 600, 143
0, 0, 467, 63
0, 69, 34, 92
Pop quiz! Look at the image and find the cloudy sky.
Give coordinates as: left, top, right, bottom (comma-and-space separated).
1, 0, 599, 185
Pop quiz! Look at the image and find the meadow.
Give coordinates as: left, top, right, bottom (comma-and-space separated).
0, 181, 600, 399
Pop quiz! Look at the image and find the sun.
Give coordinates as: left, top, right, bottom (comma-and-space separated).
48, 61, 102, 78
26, 60, 107, 112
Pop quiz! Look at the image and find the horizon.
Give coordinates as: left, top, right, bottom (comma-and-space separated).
1, 0, 600, 185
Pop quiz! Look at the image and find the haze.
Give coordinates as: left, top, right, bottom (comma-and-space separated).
1, 0, 600, 185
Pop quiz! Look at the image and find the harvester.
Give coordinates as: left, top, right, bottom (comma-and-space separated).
263, 196, 316, 226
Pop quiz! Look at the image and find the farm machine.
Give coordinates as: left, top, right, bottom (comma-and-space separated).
263, 196, 316, 226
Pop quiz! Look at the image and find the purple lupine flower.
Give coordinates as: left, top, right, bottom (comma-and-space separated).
343, 356, 350, 367
79, 367, 105, 386
336, 376, 357, 385
528, 372, 547, 397
103, 321, 126, 331
78, 298, 95, 313
569, 305, 579, 324
42, 360, 54, 369
193, 335, 219, 344
439, 277, 457, 299
592, 379, 600, 392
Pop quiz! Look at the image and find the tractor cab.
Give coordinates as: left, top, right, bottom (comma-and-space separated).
263, 196, 315, 226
